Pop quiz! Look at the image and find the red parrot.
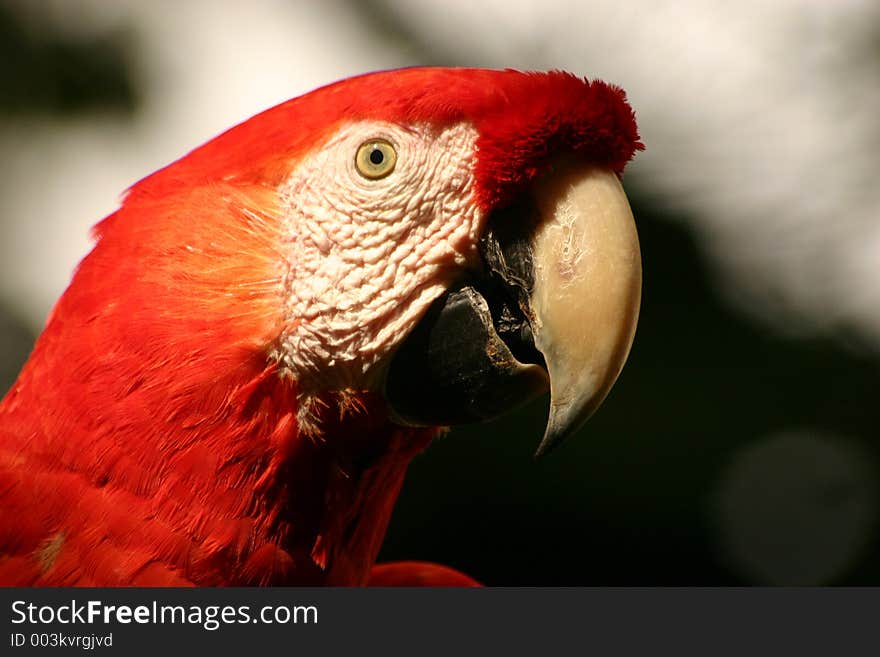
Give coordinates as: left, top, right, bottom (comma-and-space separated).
0, 68, 642, 586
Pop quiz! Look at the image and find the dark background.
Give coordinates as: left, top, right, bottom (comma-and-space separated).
1, 1, 877, 585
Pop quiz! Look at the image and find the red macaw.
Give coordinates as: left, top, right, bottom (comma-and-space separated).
0, 68, 642, 586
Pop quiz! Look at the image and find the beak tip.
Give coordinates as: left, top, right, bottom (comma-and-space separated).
533, 426, 574, 459
532, 402, 587, 459
535, 385, 610, 459
532, 437, 557, 460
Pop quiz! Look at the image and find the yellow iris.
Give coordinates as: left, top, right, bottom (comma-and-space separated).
355, 139, 397, 179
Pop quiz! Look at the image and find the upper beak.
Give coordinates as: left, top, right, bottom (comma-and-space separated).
384, 163, 641, 456
528, 164, 641, 456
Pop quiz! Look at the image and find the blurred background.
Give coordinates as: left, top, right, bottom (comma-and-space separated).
1, 0, 878, 584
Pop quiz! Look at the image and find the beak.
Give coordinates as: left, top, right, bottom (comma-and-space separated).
528, 165, 641, 456
384, 164, 641, 457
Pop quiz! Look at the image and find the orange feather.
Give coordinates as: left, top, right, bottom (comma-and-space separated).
0, 68, 640, 586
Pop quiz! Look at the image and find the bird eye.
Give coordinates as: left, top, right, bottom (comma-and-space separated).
355, 139, 397, 179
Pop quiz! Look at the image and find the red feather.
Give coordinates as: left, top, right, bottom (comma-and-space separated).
369, 561, 481, 587
0, 68, 640, 586
0, 181, 434, 585
124, 68, 641, 211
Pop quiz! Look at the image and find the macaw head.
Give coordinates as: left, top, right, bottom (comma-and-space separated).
83, 67, 642, 457
3, 67, 644, 586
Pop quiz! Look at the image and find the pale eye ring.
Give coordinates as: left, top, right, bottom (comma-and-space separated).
355, 139, 397, 179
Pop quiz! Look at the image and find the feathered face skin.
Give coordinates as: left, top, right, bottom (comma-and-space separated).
0, 68, 642, 586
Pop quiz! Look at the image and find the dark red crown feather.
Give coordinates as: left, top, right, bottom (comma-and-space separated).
118, 67, 641, 219
0, 68, 642, 586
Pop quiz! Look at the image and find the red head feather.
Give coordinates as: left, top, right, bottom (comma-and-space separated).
0, 68, 640, 586
121, 67, 641, 211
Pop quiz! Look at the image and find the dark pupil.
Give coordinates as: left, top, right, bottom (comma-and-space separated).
369, 147, 385, 165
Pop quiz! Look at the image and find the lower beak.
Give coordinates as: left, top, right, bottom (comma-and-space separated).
384, 164, 641, 456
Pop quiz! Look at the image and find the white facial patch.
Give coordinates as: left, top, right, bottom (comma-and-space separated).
275, 121, 481, 393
